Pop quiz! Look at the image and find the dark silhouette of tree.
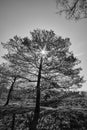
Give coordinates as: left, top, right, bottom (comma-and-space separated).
56, 0, 87, 20
1, 29, 84, 130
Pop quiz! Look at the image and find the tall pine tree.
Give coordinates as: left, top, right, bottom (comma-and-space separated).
1, 29, 84, 130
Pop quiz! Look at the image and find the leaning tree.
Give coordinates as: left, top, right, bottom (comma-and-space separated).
0, 62, 37, 106
1, 29, 84, 130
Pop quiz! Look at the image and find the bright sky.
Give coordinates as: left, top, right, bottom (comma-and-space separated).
0, 0, 87, 91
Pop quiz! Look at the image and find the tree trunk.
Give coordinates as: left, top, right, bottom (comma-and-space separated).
11, 113, 16, 130
4, 77, 17, 106
29, 58, 42, 130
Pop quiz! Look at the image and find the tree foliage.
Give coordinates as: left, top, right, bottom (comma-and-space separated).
1, 29, 84, 90
56, 0, 87, 20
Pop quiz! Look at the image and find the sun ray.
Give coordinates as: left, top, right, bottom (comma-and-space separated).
39, 45, 48, 57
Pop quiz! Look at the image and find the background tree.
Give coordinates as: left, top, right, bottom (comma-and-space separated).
56, 0, 87, 20
1, 29, 84, 129
0, 62, 36, 106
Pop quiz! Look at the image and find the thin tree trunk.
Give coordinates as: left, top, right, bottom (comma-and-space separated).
4, 77, 17, 106
11, 113, 16, 130
29, 57, 42, 130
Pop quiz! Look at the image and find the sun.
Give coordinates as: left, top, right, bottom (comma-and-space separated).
36, 44, 49, 58
40, 45, 48, 57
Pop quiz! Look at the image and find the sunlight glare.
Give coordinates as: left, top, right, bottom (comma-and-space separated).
40, 45, 48, 57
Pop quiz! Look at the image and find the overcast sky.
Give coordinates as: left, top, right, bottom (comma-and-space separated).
0, 0, 87, 91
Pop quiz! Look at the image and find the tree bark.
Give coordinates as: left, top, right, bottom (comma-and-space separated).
4, 77, 17, 106
29, 57, 42, 130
